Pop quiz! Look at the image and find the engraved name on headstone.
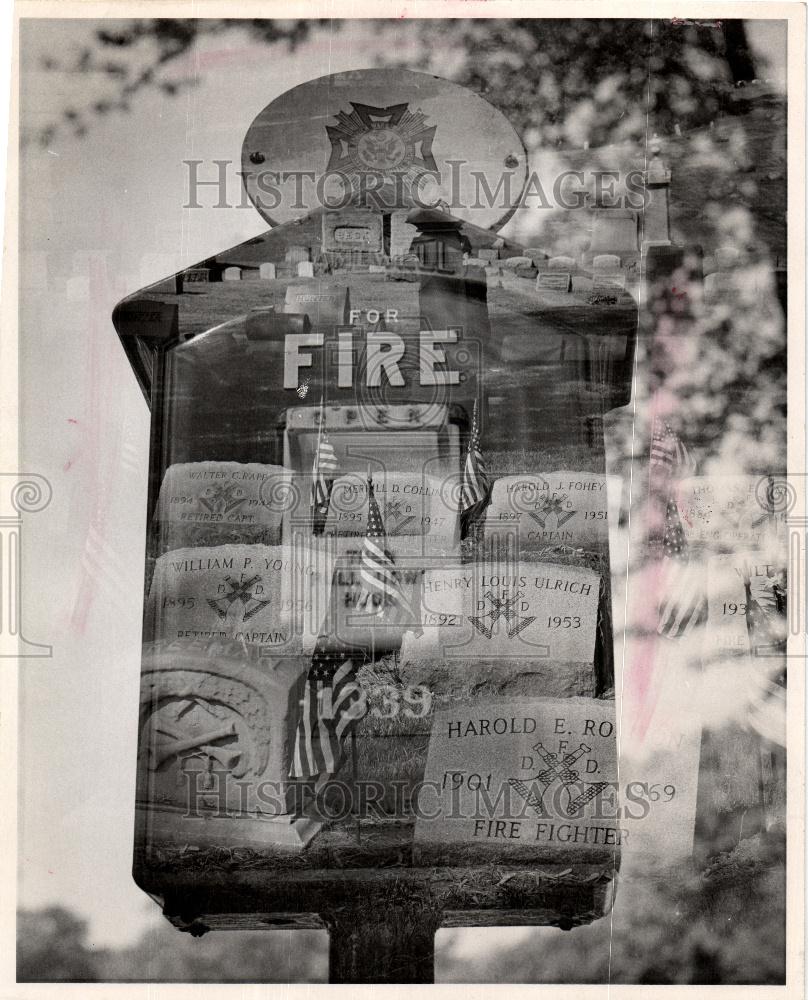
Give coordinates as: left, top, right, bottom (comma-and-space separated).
414, 697, 619, 857
484, 471, 614, 549
401, 560, 600, 664
702, 551, 786, 660
324, 472, 458, 546
674, 475, 787, 552
154, 462, 290, 548
284, 283, 350, 326
144, 543, 332, 654
537, 271, 571, 292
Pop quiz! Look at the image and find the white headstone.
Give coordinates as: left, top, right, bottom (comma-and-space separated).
501, 256, 533, 270
673, 475, 787, 553
324, 472, 458, 550
702, 550, 786, 661
297, 261, 315, 278
154, 462, 291, 549
484, 472, 616, 549
259, 262, 276, 280
548, 255, 576, 270
223, 266, 241, 281
401, 560, 600, 666
592, 253, 621, 270
414, 697, 620, 859
144, 543, 332, 654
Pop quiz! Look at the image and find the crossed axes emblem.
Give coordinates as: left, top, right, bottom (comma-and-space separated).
468, 591, 536, 640
384, 499, 416, 535
528, 493, 576, 529
199, 481, 247, 515
509, 742, 608, 817
207, 575, 271, 623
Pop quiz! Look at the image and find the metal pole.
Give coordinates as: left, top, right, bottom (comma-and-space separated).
323, 900, 441, 983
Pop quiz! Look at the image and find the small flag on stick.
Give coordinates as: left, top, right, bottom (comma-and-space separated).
311, 402, 339, 534
356, 476, 417, 626
653, 421, 704, 639
650, 419, 696, 476
289, 637, 368, 780
459, 398, 491, 537
657, 497, 708, 637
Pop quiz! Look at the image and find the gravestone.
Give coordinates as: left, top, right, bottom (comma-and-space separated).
483, 471, 614, 549
400, 560, 600, 669
284, 283, 351, 326
702, 550, 786, 662
144, 543, 330, 654
672, 475, 786, 553
298, 261, 315, 278
368, 264, 387, 274
548, 255, 576, 270
153, 462, 290, 549
414, 697, 619, 861
515, 265, 538, 279
525, 247, 549, 264
478, 248, 499, 263
537, 272, 571, 292
593, 254, 621, 270
323, 472, 458, 553
502, 256, 533, 270
593, 272, 627, 292
223, 267, 241, 281
135, 637, 317, 848
259, 262, 276, 280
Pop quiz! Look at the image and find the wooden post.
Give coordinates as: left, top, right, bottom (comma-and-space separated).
323, 900, 441, 983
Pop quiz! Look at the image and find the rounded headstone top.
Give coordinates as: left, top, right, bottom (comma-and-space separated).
241, 68, 528, 231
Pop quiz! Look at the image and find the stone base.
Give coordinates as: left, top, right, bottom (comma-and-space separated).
136, 803, 322, 851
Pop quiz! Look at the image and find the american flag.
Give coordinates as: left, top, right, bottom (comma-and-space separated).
311, 409, 339, 534
356, 477, 416, 623
651, 419, 706, 637
459, 398, 490, 532
289, 639, 367, 780
657, 498, 708, 638
650, 418, 696, 475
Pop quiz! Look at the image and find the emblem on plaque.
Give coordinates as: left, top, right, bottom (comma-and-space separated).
509, 742, 608, 817
199, 481, 247, 515
326, 102, 438, 180
528, 493, 576, 529
207, 574, 271, 623
467, 591, 536, 640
